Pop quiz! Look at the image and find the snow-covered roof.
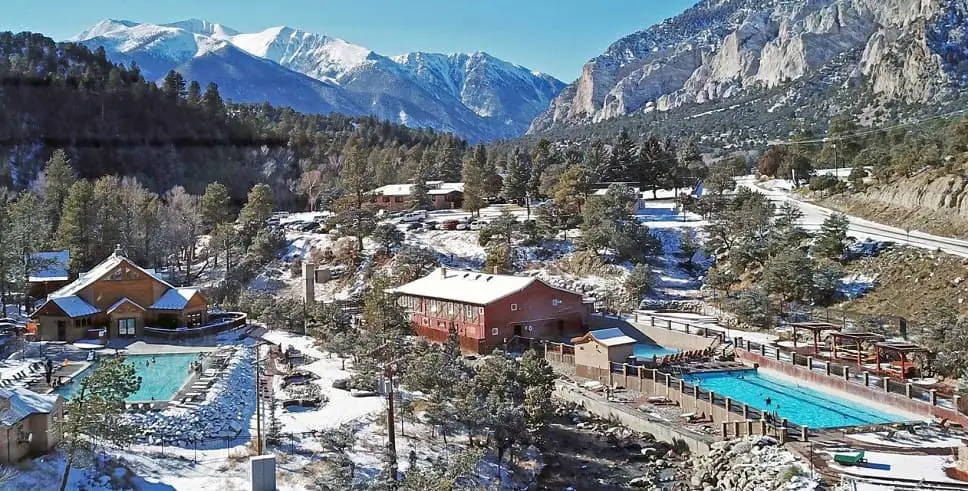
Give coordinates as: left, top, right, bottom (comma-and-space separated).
586, 328, 637, 346
50, 251, 173, 299
107, 297, 145, 314
28, 250, 70, 283
390, 267, 555, 305
0, 388, 58, 426
49, 296, 100, 318
370, 181, 464, 197
150, 287, 202, 310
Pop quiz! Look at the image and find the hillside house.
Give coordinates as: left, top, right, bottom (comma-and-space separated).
26, 250, 70, 300
29, 246, 208, 342
390, 267, 590, 353
0, 388, 61, 464
369, 181, 464, 211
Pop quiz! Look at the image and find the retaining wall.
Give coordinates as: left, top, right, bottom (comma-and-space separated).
554, 380, 716, 455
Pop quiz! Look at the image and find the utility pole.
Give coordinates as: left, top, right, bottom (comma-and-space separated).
255, 345, 263, 455
385, 359, 397, 487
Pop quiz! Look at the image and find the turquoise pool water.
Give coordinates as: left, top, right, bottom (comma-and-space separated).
634, 344, 679, 360
682, 370, 908, 428
56, 353, 200, 402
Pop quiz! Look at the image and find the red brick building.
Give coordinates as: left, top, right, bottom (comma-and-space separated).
369, 181, 463, 211
390, 267, 590, 353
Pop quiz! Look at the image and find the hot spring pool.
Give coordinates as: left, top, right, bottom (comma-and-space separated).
56, 352, 201, 402
682, 370, 910, 429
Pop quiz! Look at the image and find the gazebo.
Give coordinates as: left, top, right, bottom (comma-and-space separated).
875, 341, 929, 379
789, 321, 843, 355
830, 332, 885, 367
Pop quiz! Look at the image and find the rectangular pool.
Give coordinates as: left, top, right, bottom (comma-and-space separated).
56, 352, 201, 402
634, 344, 679, 360
682, 370, 909, 428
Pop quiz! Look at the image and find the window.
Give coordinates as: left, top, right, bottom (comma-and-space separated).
510, 303, 519, 311
422, 317, 429, 326
479, 307, 484, 314
394, 196, 404, 203
491, 328, 499, 336
383, 197, 390, 203
118, 318, 136, 336
552, 299, 561, 306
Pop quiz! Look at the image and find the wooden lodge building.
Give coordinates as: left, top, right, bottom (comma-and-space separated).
390, 267, 591, 353
29, 246, 208, 342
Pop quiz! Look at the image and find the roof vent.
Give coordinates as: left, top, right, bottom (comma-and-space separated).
440, 267, 447, 278
112, 244, 124, 257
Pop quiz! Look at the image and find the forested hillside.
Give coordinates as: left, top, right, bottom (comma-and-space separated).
0, 31, 467, 208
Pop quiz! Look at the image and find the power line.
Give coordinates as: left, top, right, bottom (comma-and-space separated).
767, 107, 968, 146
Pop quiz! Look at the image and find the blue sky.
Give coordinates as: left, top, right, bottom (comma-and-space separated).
3, 0, 696, 81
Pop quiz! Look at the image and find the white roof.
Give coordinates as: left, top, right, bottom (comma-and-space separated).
0, 388, 58, 426
588, 328, 638, 346
390, 267, 561, 305
370, 181, 464, 197
107, 297, 145, 314
150, 287, 202, 310
50, 252, 173, 299
28, 250, 70, 282
50, 296, 100, 318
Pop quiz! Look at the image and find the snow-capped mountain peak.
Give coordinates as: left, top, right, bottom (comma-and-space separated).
228, 26, 373, 82
162, 19, 239, 39
72, 19, 564, 141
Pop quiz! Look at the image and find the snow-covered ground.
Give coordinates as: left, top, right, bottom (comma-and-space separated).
827, 451, 962, 484
848, 426, 968, 449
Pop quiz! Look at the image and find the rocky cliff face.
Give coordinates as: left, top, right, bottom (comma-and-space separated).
857, 172, 968, 219
531, 0, 968, 134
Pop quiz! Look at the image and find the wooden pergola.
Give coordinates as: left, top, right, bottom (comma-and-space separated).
830, 332, 885, 367
789, 321, 843, 355
875, 341, 929, 379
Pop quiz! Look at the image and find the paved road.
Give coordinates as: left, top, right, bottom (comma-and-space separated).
736, 177, 968, 258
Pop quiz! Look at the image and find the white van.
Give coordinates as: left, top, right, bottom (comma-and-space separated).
400, 210, 428, 223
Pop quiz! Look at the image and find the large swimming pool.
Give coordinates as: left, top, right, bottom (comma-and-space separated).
56, 352, 200, 402
682, 370, 910, 428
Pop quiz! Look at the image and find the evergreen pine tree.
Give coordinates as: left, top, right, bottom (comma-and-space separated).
56, 180, 96, 272
186, 80, 201, 105
437, 138, 464, 181
529, 138, 556, 199
813, 213, 850, 262
200, 181, 233, 231
202, 82, 224, 112
266, 390, 282, 445
39, 149, 76, 245
501, 147, 530, 204
239, 184, 274, 246
462, 143, 490, 215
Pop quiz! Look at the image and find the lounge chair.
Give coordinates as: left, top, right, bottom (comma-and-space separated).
833, 451, 866, 466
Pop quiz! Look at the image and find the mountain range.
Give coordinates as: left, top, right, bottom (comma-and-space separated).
72, 19, 565, 142
530, 0, 968, 146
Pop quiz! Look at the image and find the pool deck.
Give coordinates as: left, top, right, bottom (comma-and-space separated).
26, 361, 92, 395
100, 341, 219, 355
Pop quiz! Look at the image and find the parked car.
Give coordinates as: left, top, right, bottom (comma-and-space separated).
469, 220, 488, 231
406, 222, 423, 231
401, 210, 428, 223
455, 222, 469, 230
423, 221, 438, 231
441, 220, 459, 230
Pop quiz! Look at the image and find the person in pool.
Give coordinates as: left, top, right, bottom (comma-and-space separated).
765, 397, 772, 406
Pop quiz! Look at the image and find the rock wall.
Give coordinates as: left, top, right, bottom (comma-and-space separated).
530, 0, 965, 133
857, 172, 968, 219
